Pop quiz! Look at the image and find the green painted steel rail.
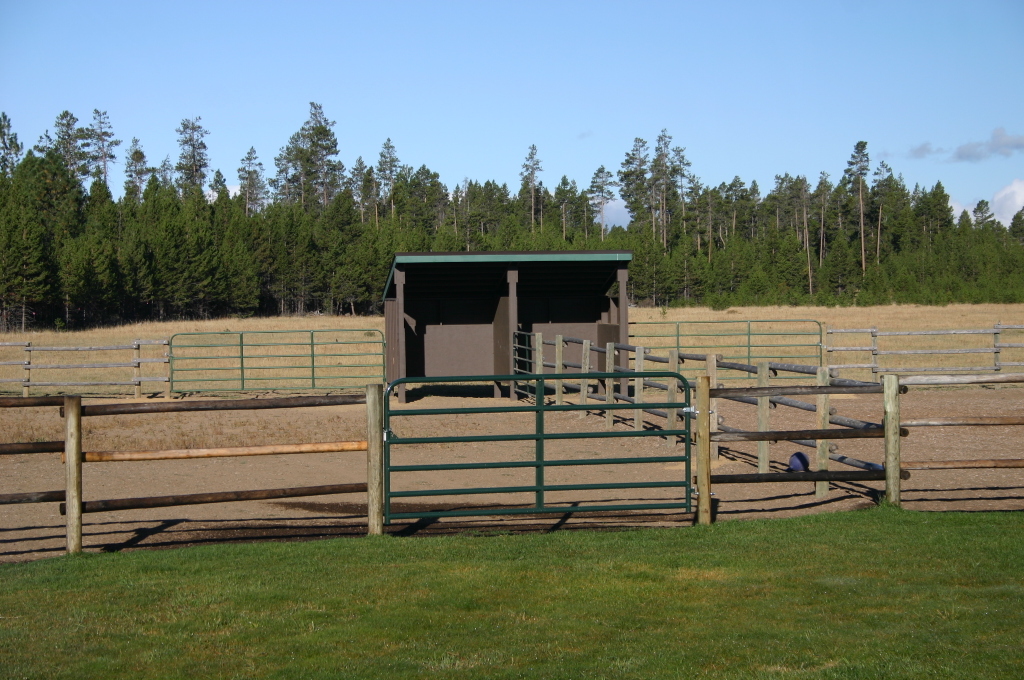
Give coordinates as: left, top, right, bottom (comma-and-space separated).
383, 372, 692, 523
169, 329, 384, 393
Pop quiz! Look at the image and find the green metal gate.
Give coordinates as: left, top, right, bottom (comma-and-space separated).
169, 329, 384, 393
383, 372, 692, 523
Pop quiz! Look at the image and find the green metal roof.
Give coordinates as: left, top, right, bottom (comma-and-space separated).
383, 251, 632, 300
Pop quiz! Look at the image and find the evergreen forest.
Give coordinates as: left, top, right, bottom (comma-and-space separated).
2, 105, 1023, 331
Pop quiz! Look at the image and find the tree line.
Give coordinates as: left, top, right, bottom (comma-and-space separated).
1, 105, 1023, 331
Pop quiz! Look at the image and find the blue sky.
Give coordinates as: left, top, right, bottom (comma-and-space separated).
3, 0, 1022, 224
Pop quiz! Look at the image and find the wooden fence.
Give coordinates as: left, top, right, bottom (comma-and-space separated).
0, 390, 387, 553
515, 333, 1024, 522
0, 340, 169, 397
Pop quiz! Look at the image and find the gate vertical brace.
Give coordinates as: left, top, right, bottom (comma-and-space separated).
535, 377, 545, 509
366, 384, 384, 535
695, 376, 712, 525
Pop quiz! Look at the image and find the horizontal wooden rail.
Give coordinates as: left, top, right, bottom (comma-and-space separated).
709, 470, 909, 484
0, 396, 64, 408
901, 417, 1024, 427
83, 440, 368, 462
711, 384, 883, 398
73, 394, 366, 417
0, 441, 64, 456
711, 427, 907, 443
899, 373, 1024, 386
900, 459, 1024, 470
0, 490, 64, 505
60, 482, 368, 514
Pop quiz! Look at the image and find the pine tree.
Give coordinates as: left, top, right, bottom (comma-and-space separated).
844, 141, 870, 272
377, 138, 400, 220
237, 147, 268, 217
588, 165, 617, 240
1010, 208, 1024, 243
35, 111, 92, 183
0, 112, 23, 178
123, 138, 153, 200
972, 200, 998, 229
520, 145, 542, 232
175, 117, 210, 190
85, 109, 121, 184
618, 138, 650, 226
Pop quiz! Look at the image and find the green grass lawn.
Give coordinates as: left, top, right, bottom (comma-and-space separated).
1, 507, 1022, 679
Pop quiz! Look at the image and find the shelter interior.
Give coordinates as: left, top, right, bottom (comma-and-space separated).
383, 252, 632, 401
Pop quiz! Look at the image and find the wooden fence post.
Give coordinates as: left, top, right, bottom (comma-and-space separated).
64, 395, 83, 553
579, 339, 590, 418
883, 374, 902, 506
815, 367, 830, 498
554, 335, 564, 405
634, 347, 644, 430
706, 353, 719, 461
695, 376, 712, 525
366, 384, 385, 535
605, 341, 615, 430
757, 362, 770, 473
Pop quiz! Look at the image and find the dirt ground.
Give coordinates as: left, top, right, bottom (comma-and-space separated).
2, 385, 1022, 563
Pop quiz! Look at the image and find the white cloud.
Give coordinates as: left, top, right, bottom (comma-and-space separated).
993, 179, 1024, 224
953, 128, 1024, 162
604, 198, 630, 228
949, 198, 969, 218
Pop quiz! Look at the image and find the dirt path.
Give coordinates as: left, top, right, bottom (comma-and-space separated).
2, 386, 1021, 562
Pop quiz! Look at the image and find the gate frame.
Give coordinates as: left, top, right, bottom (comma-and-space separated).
382, 371, 692, 524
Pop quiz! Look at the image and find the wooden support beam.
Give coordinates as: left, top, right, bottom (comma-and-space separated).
711, 385, 883, 398
815, 366, 830, 498
706, 353, 719, 461
0, 490, 65, 505
883, 374, 901, 506
604, 342, 615, 430
64, 396, 82, 554
80, 440, 368, 462
366, 384, 384, 536
711, 470, 909, 484
757, 362, 770, 473
61, 483, 368, 514
578, 339, 591, 418
901, 417, 1024, 427
0, 441, 64, 456
75, 394, 365, 417
712, 427, 904, 442
695, 376, 712, 525
900, 459, 1024, 470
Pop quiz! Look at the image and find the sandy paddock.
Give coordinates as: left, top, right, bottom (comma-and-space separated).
2, 383, 1022, 563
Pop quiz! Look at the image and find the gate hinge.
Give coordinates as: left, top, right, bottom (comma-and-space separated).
681, 407, 713, 415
